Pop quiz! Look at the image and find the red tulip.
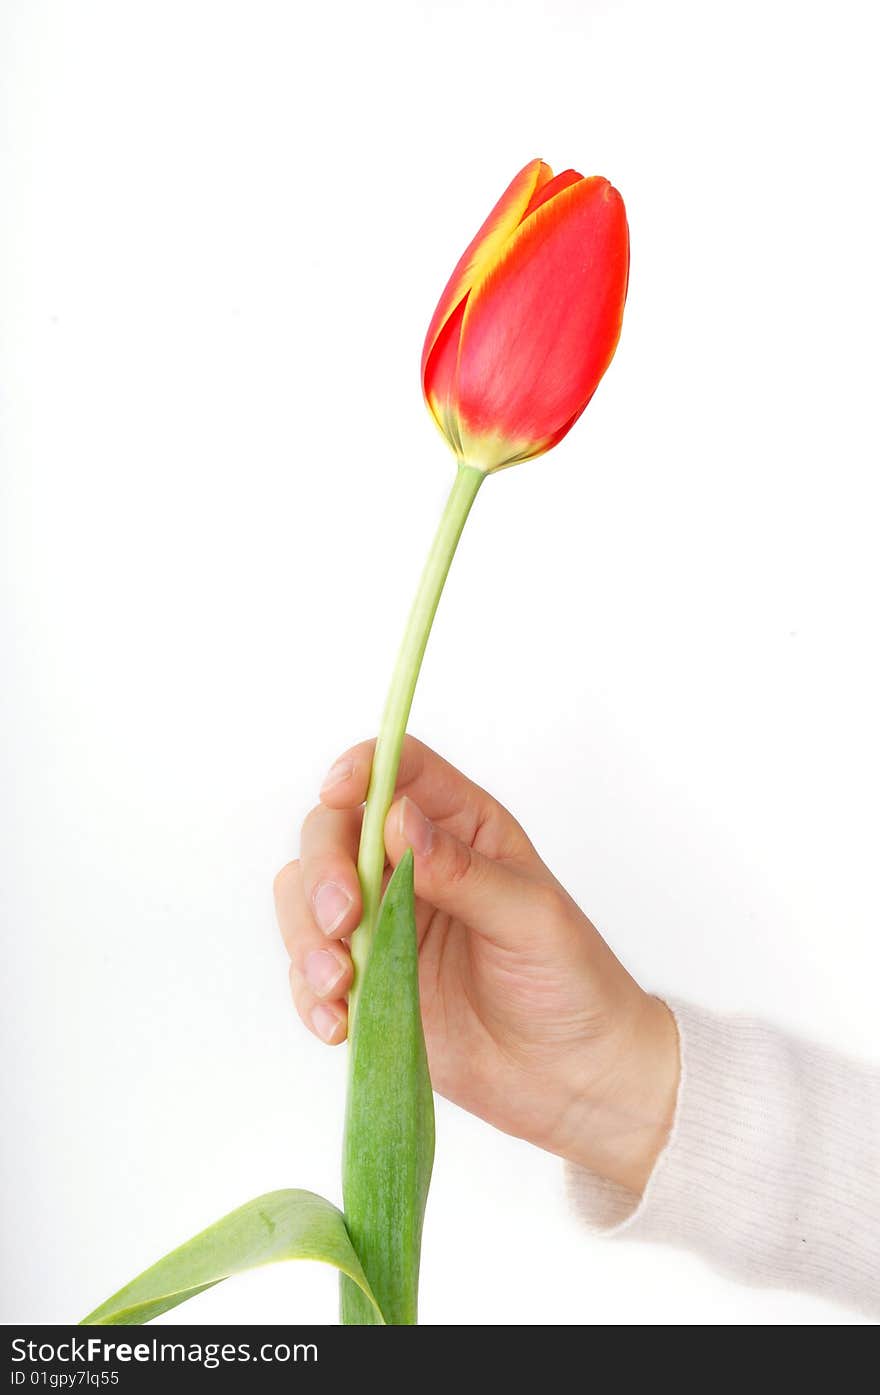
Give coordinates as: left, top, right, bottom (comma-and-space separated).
422, 158, 630, 473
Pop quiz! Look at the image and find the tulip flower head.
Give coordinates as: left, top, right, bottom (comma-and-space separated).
422, 159, 629, 473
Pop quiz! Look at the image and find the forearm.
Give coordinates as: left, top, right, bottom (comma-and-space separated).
567, 999, 880, 1317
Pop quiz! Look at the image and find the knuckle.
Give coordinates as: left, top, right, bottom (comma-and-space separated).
288, 964, 313, 1020
533, 880, 569, 924
445, 835, 475, 888
273, 859, 300, 902
301, 803, 325, 839
399, 733, 427, 781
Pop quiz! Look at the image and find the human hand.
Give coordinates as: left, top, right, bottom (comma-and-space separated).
274, 736, 679, 1193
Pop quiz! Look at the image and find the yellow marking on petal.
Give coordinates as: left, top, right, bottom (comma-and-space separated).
422, 159, 553, 374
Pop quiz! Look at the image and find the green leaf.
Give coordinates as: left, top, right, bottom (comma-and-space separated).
340, 849, 435, 1325
81, 1189, 383, 1325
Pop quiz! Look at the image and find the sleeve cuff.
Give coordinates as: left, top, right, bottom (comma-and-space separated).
566, 997, 880, 1317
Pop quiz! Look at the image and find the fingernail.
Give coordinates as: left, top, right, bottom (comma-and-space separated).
305, 948, 345, 997
313, 881, 353, 935
311, 1003, 343, 1043
399, 795, 433, 857
320, 758, 353, 793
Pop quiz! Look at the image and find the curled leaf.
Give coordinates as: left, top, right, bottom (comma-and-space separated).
81, 1188, 383, 1325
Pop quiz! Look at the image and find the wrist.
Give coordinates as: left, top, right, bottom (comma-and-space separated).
555, 993, 680, 1194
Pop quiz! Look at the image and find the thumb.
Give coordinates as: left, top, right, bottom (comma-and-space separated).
384, 794, 548, 951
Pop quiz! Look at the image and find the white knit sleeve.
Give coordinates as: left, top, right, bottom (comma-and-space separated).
567, 999, 880, 1317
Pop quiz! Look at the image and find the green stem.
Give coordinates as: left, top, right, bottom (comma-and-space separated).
349, 462, 484, 1021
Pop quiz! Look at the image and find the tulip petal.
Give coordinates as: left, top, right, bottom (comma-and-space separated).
422, 297, 467, 453
454, 177, 629, 471
522, 168, 583, 218
421, 158, 553, 397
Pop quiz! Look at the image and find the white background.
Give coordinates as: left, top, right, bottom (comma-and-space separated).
2, 0, 878, 1326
